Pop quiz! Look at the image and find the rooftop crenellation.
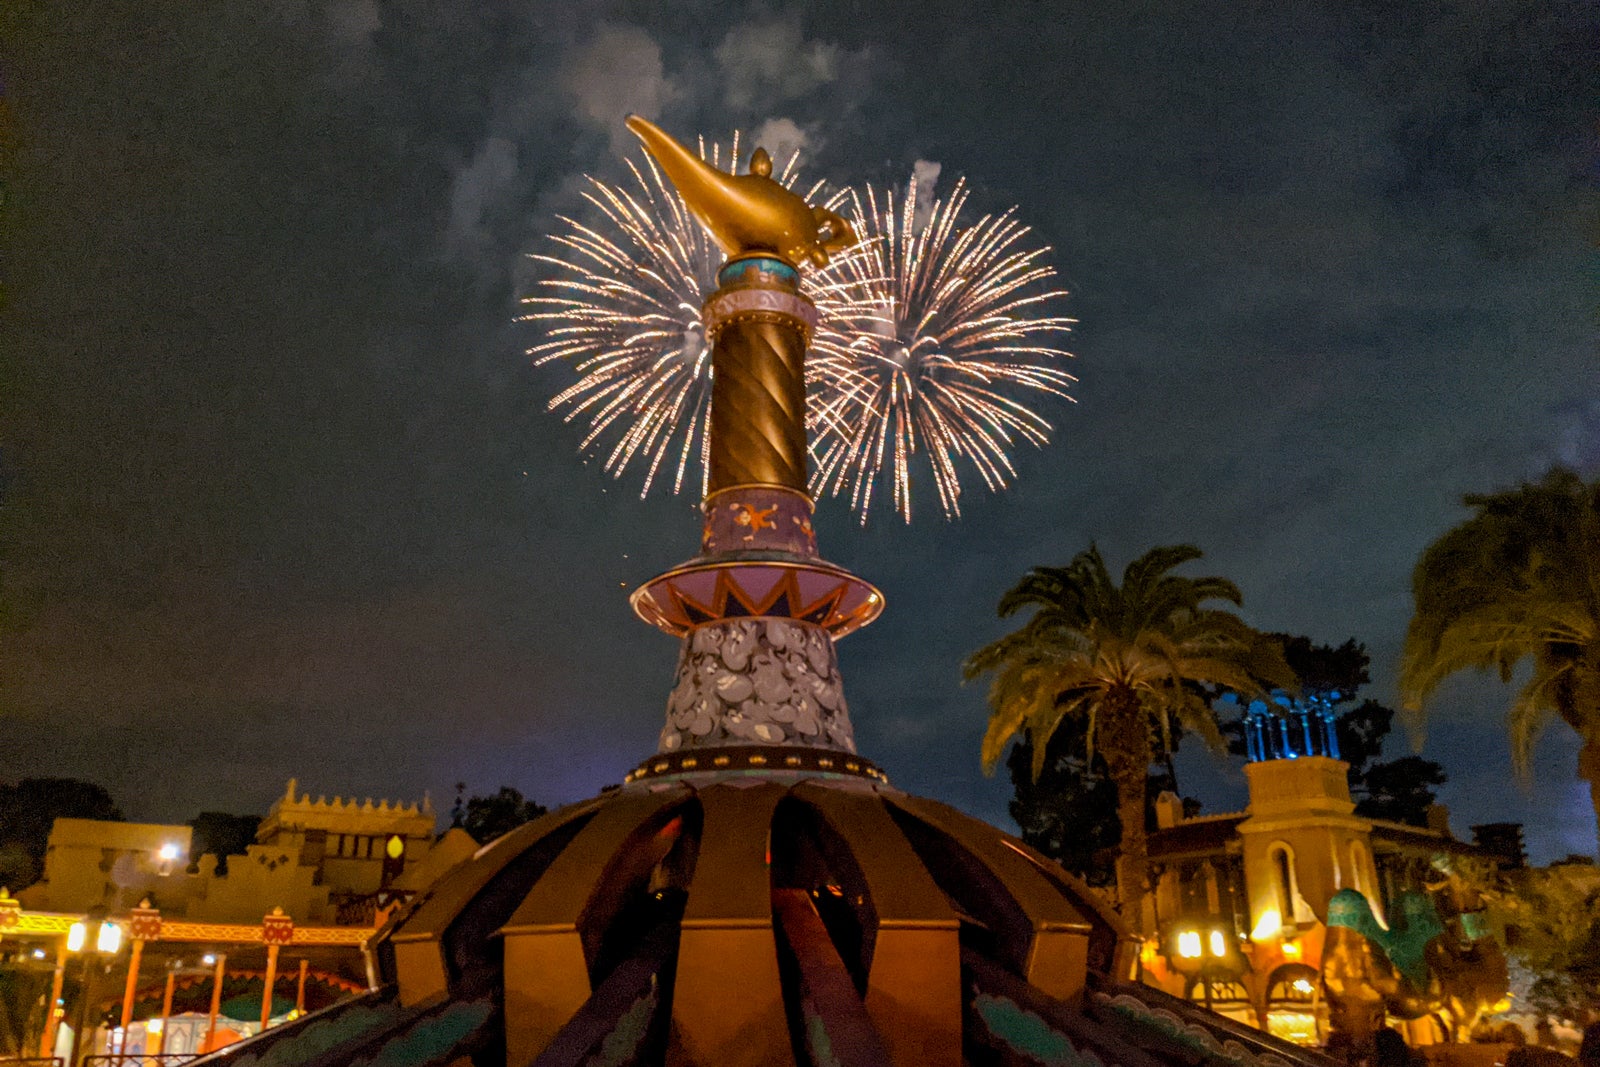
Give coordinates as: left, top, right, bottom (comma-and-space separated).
273, 777, 433, 817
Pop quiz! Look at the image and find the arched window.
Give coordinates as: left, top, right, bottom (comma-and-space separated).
1270, 843, 1295, 920
1267, 963, 1320, 1007
1265, 963, 1322, 1046
1185, 976, 1254, 1026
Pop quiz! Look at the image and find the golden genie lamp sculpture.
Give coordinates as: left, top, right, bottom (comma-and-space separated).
623, 115, 855, 269
204, 121, 1341, 1067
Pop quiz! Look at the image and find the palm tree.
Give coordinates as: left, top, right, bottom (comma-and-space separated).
1400, 468, 1600, 856
964, 544, 1293, 922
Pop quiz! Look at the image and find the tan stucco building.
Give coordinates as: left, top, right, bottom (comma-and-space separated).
19, 780, 474, 925
1139, 710, 1504, 1047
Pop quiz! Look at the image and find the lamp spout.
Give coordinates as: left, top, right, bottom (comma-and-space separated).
624, 114, 853, 268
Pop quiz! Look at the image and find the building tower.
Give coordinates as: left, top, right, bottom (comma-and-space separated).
1237, 698, 1385, 940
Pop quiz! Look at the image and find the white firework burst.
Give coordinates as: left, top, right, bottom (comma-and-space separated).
810, 177, 1077, 522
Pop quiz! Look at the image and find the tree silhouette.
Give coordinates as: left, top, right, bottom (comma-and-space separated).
1402, 467, 1600, 855
0, 778, 123, 890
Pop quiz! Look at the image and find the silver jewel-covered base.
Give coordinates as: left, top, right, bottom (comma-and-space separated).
659, 618, 854, 753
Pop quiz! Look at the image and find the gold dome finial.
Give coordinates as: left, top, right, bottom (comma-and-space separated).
624, 115, 854, 268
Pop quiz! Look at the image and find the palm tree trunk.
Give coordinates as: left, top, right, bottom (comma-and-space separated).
1103, 690, 1153, 929
1113, 764, 1150, 929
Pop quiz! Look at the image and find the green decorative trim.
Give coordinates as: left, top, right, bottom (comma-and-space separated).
973, 992, 1100, 1067
1096, 993, 1293, 1067
357, 999, 493, 1067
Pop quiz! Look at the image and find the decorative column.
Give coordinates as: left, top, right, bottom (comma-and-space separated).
261, 908, 293, 1029
203, 953, 226, 1052
121, 901, 160, 1035
152, 967, 176, 1056
617, 115, 886, 780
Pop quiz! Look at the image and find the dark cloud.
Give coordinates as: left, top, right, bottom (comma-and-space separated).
1, 0, 1595, 859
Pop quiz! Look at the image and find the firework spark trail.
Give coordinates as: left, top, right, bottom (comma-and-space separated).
525, 142, 1074, 520
522, 137, 856, 499
808, 177, 1077, 522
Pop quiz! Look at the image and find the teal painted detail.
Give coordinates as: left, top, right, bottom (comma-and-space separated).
221, 994, 296, 1021
588, 987, 657, 1067
973, 993, 1089, 1066
358, 999, 493, 1067
1099, 995, 1257, 1067
1111, 1003, 1221, 1061
1387, 891, 1444, 991
1326, 888, 1444, 994
803, 1008, 842, 1067
251, 1000, 404, 1067
718, 255, 799, 288
1327, 889, 1386, 941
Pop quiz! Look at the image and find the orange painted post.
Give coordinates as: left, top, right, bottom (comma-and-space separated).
260, 908, 294, 1030
119, 937, 144, 1032
204, 953, 226, 1052
260, 943, 280, 1029
123, 901, 161, 1039
151, 968, 176, 1055
296, 958, 309, 1014
40, 936, 67, 1057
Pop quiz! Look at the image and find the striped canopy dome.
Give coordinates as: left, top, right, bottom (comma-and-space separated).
206, 758, 1336, 1067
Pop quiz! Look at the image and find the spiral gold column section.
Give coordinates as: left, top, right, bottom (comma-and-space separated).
704, 254, 814, 495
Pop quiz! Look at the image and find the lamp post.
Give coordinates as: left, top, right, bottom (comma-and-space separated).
40, 933, 69, 1058
65, 908, 124, 1067
1169, 918, 1247, 1015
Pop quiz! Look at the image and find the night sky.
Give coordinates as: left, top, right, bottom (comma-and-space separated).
3, 2, 1596, 861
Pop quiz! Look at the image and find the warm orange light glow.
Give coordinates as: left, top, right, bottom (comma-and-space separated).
1177, 931, 1203, 959
66, 922, 87, 952
1209, 929, 1228, 957
1251, 908, 1282, 942
1281, 940, 1302, 960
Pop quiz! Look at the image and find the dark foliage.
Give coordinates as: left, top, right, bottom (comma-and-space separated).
1006, 718, 1189, 886
1006, 727, 1121, 885
0, 965, 52, 1057
1354, 756, 1450, 826
1275, 634, 1370, 699
0, 778, 123, 891
456, 786, 547, 845
187, 811, 263, 875
1335, 699, 1394, 779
